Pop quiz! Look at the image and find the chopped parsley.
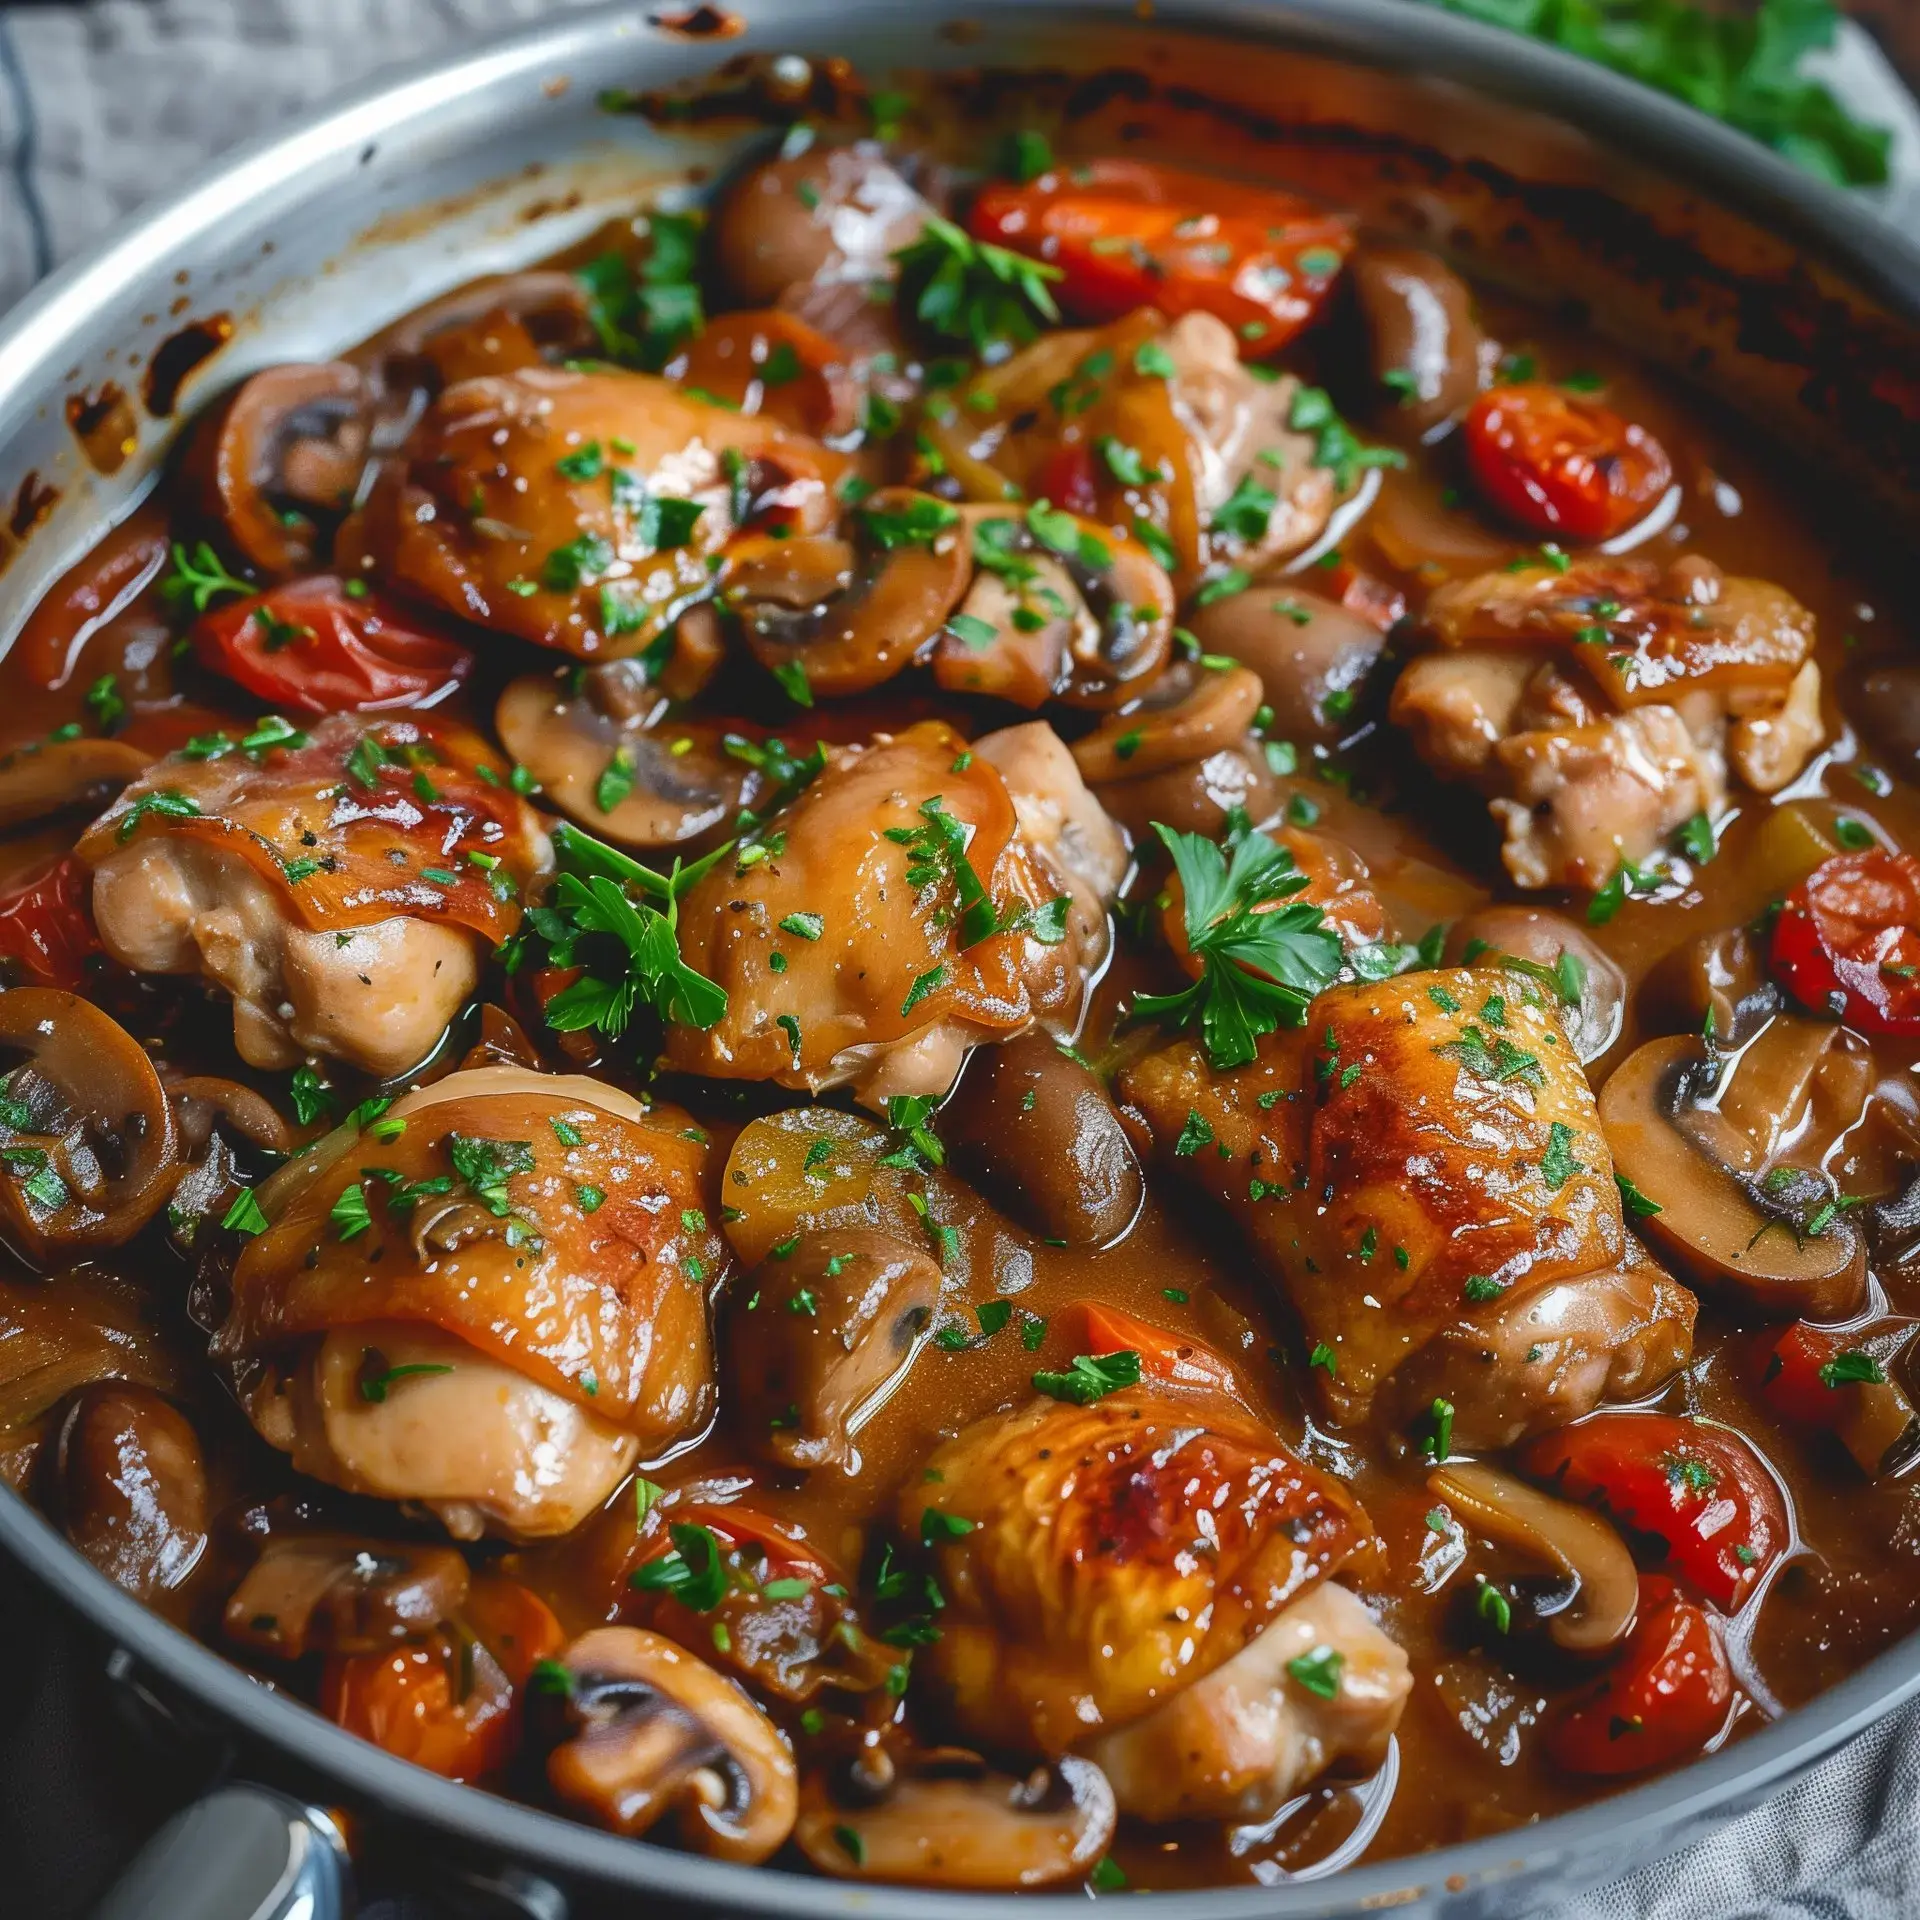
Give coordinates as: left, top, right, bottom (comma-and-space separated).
1032, 1349, 1142, 1405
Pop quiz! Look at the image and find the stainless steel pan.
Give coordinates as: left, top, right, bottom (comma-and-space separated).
2, 4, 1918, 1915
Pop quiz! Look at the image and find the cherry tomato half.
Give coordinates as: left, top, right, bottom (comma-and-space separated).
1760, 1321, 1917, 1475
1770, 849, 1920, 1038
1462, 382, 1672, 543
193, 575, 473, 715
461, 1574, 566, 1688
321, 1630, 516, 1781
1076, 1300, 1238, 1398
1544, 1575, 1732, 1777
1521, 1412, 1787, 1613
0, 853, 99, 989
967, 159, 1352, 355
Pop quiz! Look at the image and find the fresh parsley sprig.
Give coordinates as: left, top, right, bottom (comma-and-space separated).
1420, 0, 1890, 187
893, 214, 1063, 355
521, 823, 729, 1039
1133, 822, 1344, 1070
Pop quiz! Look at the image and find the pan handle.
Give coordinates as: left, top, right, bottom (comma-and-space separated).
89, 1785, 353, 1920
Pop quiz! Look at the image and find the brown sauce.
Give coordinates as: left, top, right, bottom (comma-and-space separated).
1, 106, 1917, 1897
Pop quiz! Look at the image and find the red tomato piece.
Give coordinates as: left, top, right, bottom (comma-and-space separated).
1521, 1412, 1787, 1613
461, 1575, 566, 1689
193, 575, 473, 715
967, 159, 1351, 355
1462, 382, 1672, 542
1771, 849, 1920, 1038
320, 1630, 516, 1782
1035, 443, 1102, 520
1760, 1321, 1917, 1474
0, 854, 99, 989
1545, 1575, 1732, 1776
1075, 1300, 1239, 1397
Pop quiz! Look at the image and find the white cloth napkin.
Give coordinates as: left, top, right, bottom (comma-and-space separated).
1, 5, 1918, 1915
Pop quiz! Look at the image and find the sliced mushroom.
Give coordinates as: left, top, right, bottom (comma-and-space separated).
1428, 1460, 1638, 1654
724, 1227, 939, 1469
350, 271, 595, 398
795, 1748, 1116, 1890
544, 1626, 798, 1865
495, 671, 751, 848
729, 489, 971, 697
1599, 1034, 1866, 1319
1675, 1015, 1844, 1175
1349, 245, 1486, 435
941, 1030, 1143, 1247
1181, 583, 1388, 745
0, 989, 180, 1261
0, 737, 152, 832
222, 1534, 471, 1660
935, 508, 1174, 712
164, 1075, 296, 1156
1445, 907, 1627, 1065
1070, 663, 1264, 786
180, 363, 372, 577
43, 1383, 207, 1602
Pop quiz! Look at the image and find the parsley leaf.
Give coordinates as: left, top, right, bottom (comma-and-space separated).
1416, 0, 1890, 186
1032, 1349, 1142, 1404
894, 214, 1063, 354
1132, 823, 1343, 1070
631, 1521, 728, 1610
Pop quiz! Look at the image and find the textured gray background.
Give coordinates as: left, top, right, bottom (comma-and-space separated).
1, 3, 1918, 1915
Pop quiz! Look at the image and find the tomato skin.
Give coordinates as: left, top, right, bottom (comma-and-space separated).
1762, 1322, 1858, 1429
0, 854, 99, 989
193, 575, 473, 714
1760, 1322, 1917, 1474
968, 160, 1351, 354
1771, 850, 1920, 1037
321, 1631, 516, 1781
1076, 1300, 1238, 1397
461, 1575, 566, 1688
1036, 443, 1102, 520
1545, 1575, 1732, 1776
1462, 382, 1672, 542
1520, 1412, 1787, 1613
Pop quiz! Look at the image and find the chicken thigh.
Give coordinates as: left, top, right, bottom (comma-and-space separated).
907, 1389, 1405, 1818
1391, 555, 1824, 891
78, 714, 549, 1077
216, 1066, 722, 1538
664, 720, 1123, 1106
1119, 967, 1695, 1441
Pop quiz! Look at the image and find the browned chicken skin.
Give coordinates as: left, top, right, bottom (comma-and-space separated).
1393, 555, 1825, 890
1120, 968, 1695, 1439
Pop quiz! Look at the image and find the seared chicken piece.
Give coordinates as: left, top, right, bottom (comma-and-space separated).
1392, 555, 1823, 890
78, 714, 549, 1077
925, 310, 1336, 591
1119, 968, 1694, 1438
907, 1390, 1378, 1758
1381, 1234, 1695, 1451
664, 720, 1122, 1107
1087, 1581, 1410, 1824
216, 1067, 722, 1538
346, 367, 846, 660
